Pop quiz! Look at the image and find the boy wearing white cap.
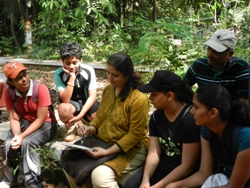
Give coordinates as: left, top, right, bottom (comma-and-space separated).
184, 29, 249, 103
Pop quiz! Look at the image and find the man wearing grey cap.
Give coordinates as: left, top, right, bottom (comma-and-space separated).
184, 28, 249, 103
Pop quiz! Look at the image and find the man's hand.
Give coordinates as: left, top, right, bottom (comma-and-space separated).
10, 135, 23, 150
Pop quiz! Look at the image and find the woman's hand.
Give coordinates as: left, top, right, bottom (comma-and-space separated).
79, 125, 96, 137
139, 181, 150, 188
86, 147, 108, 159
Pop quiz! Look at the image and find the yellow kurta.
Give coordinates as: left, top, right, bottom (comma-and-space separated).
91, 85, 149, 175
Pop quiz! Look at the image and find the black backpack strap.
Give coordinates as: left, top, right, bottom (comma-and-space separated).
206, 125, 242, 153
205, 128, 211, 141
248, 64, 250, 106
206, 125, 243, 172
80, 66, 91, 99
9, 88, 16, 109
31, 80, 40, 103
231, 125, 243, 156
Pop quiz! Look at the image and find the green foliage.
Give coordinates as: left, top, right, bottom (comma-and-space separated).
85, 0, 117, 25
141, 72, 154, 85
0, 36, 20, 55
36, 147, 60, 170
28, 0, 120, 60
131, 17, 205, 74
11, 157, 20, 175
235, 9, 250, 63
35, 146, 62, 185
82, 23, 132, 62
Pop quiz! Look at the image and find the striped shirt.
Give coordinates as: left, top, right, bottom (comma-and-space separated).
184, 57, 249, 100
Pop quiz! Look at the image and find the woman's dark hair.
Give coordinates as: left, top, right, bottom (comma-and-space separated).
107, 52, 142, 101
173, 83, 193, 104
195, 84, 250, 125
60, 42, 82, 60
6, 79, 15, 89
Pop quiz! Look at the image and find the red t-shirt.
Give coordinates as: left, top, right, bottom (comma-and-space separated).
5, 80, 53, 123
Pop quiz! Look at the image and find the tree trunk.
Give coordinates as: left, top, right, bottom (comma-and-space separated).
152, 0, 156, 22
10, 18, 21, 50
115, 0, 121, 23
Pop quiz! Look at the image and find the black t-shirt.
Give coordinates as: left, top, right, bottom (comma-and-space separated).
149, 105, 200, 173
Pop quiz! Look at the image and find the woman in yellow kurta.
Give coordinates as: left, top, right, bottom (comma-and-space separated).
67, 52, 149, 188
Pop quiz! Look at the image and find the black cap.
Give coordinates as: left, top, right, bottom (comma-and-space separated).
138, 70, 185, 93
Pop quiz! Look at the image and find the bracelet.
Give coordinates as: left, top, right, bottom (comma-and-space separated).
67, 82, 74, 87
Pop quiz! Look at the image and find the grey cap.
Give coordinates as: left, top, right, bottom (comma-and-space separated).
204, 29, 236, 52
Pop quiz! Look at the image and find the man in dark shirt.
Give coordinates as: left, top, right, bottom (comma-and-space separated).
184, 29, 249, 103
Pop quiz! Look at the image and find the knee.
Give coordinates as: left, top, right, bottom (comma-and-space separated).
91, 165, 117, 188
122, 166, 144, 188
91, 166, 106, 187
89, 112, 97, 121
58, 103, 74, 120
21, 138, 37, 150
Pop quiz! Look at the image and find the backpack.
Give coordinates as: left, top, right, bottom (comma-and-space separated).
248, 64, 250, 106
61, 135, 117, 187
9, 80, 55, 118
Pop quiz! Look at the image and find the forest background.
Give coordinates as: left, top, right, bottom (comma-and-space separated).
0, 0, 250, 77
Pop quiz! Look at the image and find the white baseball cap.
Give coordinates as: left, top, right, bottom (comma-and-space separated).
204, 29, 236, 52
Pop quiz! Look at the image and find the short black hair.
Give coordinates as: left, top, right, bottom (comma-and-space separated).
60, 42, 82, 60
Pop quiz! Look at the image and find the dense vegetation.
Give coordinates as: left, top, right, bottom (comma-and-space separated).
1, 0, 250, 76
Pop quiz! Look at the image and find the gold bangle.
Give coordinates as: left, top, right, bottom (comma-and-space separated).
67, 82, 74, 87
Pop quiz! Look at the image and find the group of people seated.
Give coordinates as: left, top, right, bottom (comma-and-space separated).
0, 28, 250, 188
